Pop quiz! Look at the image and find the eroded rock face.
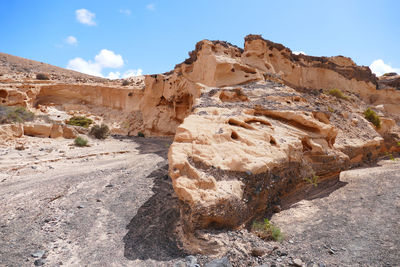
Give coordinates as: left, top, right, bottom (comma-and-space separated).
167, 36, 400, 233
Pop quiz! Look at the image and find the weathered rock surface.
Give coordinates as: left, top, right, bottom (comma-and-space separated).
166, 36, 400, 233
1, 35, 400, 247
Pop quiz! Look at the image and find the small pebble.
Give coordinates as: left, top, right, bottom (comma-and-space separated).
34, 259, 45, 266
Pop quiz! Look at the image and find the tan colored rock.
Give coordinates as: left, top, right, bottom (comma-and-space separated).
23, 123, 51, 138
169, 81, 353, 231
378, 117, 396, 135
50, 124, 63, 138
62, 125, 78, 139
0, 124, 24, 143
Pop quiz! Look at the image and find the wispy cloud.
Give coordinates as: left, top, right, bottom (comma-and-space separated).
146, 3, 155, 11
119, 9, 131, 15
369, 59, 400, 76
76, 9, 96, 26
107, 69, 143, 79
67, 49, 124, 77
65, 36, 78, 46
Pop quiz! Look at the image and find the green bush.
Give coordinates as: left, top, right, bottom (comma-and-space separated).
122, 80, 130, 86
66, 116, 93, 128
36, 73, 49, 80
90, 124, 110, 139
138, 131, 145, 137
364, 108, 381, 129
303, 174, 319, 187
0, 105, 35, 124
74, 136, 88, 147
328, 89, 349, 100
252, 219, 284, 242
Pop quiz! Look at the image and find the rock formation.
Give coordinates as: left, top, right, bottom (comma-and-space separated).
165, 35, 400, 234
1, 35, 400, 244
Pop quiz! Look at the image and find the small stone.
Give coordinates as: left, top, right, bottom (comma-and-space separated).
105, 184, 113, 188
34, 259, 45, 266
328, 249, 335, 254
77, 205, 84, 209
293, 258, 304, 267
251, 247, 267, 257
185, 255, 199, 267
173, 260, 185, 267
96, 199, 102, 202
204, 257, 232, 267
289, 239, 294, 244
31, 250, 45, 258
245, 170, 252, 176
318, 263, 326, 267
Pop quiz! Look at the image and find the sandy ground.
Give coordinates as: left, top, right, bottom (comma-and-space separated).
0, 136, 182, 267
0, 136, 399, 266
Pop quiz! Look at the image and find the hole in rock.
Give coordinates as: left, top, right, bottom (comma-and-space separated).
231, 131, 239, 140
301, 138, 312, 152
0, 89, 7, 98
270, 136, 277, 145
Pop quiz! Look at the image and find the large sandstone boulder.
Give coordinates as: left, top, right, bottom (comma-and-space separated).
23, 123, 52, 138
165, 36, 400, 233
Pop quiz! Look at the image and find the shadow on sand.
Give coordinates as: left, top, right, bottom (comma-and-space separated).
122, 136, 186, 261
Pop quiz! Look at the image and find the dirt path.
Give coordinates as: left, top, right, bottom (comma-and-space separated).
0, 136, 184, 267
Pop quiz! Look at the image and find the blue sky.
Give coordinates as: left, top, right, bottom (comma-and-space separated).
1, 0, 399, 78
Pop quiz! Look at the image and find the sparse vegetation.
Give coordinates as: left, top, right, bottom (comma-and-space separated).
74, 136, 88, 147
327, 106, 334, 113
364, 108, 381, 129
122, 80, 130, 86
0, 105, 34, 124
36, 73, 49, 80
304, 173, 319, 187
385, 152, 396, 161
252, 219, 284, 242
328, 89, 349, 100
66, 116, 93, 128
397, 141, 400, 147
138, 131, 145, 137
90, 124, 110, 139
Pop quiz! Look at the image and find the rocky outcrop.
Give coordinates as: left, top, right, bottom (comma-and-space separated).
166, 35, 400, 233
1, 35, 400, 238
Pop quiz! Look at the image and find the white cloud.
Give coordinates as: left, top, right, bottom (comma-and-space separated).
95, 49, 124, 68
123, 69, 143, 77
65, 36, 78, 46
293, 51, 306, 55
369, 59, 400, 77
107, 71, 122, 79
76, 9, 96, 26
119, 9, 131, 15
146, 3, 155, 11
67, 57, 102, 76
67, 49, 125, 77
107, 69, 143, 79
